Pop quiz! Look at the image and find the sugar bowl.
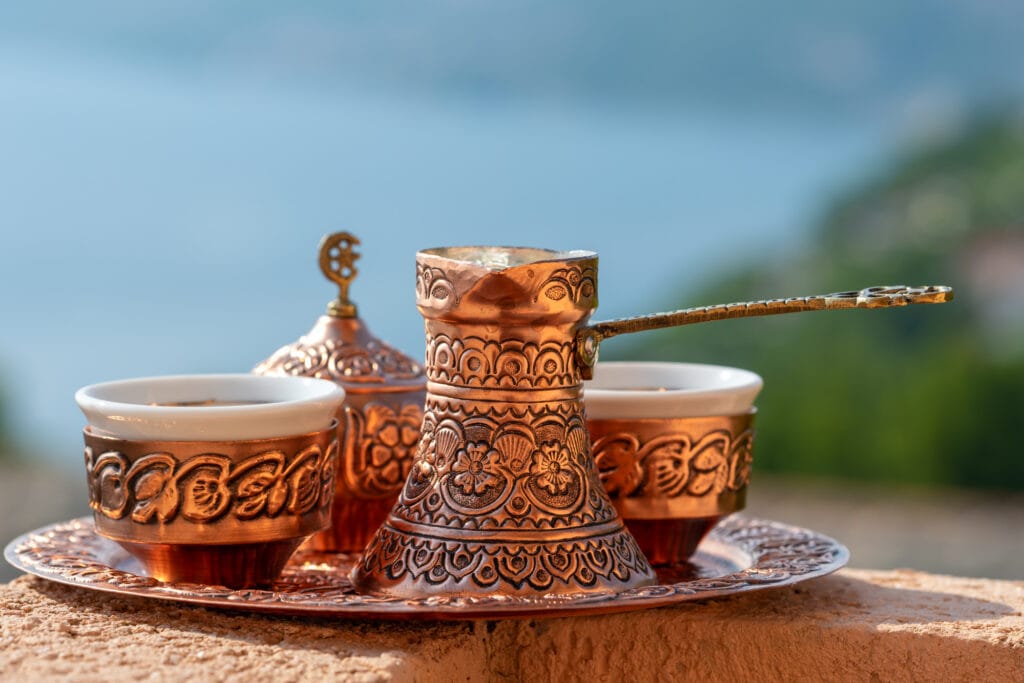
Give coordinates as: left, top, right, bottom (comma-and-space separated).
255, 232, 427, 554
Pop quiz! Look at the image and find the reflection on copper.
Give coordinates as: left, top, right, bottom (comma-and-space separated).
82, 423, 339, 589
590, 411, 755, 565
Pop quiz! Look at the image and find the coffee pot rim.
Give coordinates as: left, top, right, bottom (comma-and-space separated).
418, 245, 597, 271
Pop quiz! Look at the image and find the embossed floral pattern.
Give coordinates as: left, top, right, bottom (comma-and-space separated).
533, 442, 574, 495
255, 338, 423, 384
396, 401, 602, 525
363, 404, 421, 488
451, 442, 501, 494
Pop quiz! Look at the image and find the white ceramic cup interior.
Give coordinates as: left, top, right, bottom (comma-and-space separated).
583, 361, 763, 419
75, 374, 346, 441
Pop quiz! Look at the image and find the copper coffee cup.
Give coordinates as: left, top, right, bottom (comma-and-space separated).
585, 362, 763, 565
76, 374, 345, 587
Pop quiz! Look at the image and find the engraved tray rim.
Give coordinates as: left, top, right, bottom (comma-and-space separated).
5, 516, 848, 620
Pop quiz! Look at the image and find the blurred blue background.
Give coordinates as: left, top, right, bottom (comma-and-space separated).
1, 2, 1022, 578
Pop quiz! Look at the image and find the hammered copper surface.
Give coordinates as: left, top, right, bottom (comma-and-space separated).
351, 247, 658, 598
254, 232, 426, 554
5, 516, 849, 620
82, 424, 338, 587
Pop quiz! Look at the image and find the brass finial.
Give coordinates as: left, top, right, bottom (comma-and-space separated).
319, 231, 361, 318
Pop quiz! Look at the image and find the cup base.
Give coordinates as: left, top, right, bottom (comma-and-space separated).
625, 516, 721, 566
116, 537, 306, 588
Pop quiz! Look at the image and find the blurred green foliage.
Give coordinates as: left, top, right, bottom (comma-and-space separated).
611, 115, 1024, 489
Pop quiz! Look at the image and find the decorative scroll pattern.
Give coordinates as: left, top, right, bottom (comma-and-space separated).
356, 525, 649, 592
84, 441, 338, 525
255, 338, 423, 384
593, 428, 754, 500
424, 334, 579, 388
6, 516, 849, 618
414, 257, 600, 314
415, 264, 458, 307
536, 265, 597, 305
343, 402, 424, 498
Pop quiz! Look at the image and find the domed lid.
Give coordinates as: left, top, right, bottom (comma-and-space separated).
254, 232, 426, 394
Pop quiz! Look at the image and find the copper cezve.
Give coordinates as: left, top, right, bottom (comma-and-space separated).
350, 244, 952, 599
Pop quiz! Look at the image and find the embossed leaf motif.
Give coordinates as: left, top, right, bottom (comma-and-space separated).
287, 448, 322, 514
125, 453, 177, 523
687, 434, 731, 496
95, 452, 131, 519
267, 480, 289, 517
291, 465, 320, 513
135, 471, 166, 500
238, 471, 278, 497
320, 440, 339, 502
154, 481, 179, 521
592, 435, 644, 496
728, 431, 754, 490
85, 442, 335, 526
647, 439, 692, 498
235, 469, 281, 519
544, 284, 567, 301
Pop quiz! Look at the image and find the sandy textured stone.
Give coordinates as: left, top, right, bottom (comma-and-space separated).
0, 576, 484, 683
0, 569, 1021, 681
486, 569, 1024, 682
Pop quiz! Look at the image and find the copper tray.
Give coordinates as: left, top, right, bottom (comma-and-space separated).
5, 516, 848, 620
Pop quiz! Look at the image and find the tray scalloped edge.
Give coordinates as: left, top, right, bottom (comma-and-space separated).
5, 516, 848, 620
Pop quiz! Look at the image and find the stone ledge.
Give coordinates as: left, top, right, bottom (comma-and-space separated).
0, 569, 1021, 682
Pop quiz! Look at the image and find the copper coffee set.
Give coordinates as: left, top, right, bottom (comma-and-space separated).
7, 232, 954, 616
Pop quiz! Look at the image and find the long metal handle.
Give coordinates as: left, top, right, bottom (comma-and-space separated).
576, 285, 954, 376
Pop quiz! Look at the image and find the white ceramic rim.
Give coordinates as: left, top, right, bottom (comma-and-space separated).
583, 361, 763, 419
75, 374, 345, 441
